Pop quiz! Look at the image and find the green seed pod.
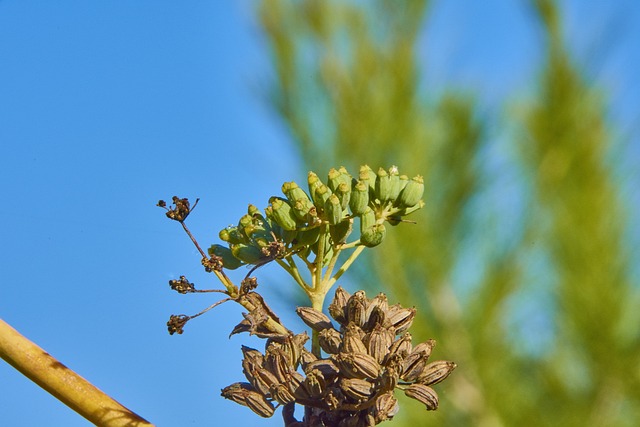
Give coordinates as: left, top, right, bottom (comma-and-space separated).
308, 171, 323, 200
328, 166, 353, 192
387, 166, 401, 202
238, 213, 254, 239
337, 166, 352, 184
327, 168, 342, 193
311, 184, 332, 209
208, 244, 243, 270
360, 223, 386, 247
281, 181, 294, 198
397, 175, 424, 208
219, 226, 246, 245
219, 227, 231, 242
359, 164, 377, 198
335, 182, 351, 210
349, 180, 369, 216
359, 164, 376, 187
283, 181, 311, 205
295, 226, 321, 246
264, 211, 295, 244
247, 204, 261, 216
329, 218, 352, 244
244, 223, 272, 244
375, 167, 393, 203
230, 243, 264, 265
292, 197, 316, 222
282, 229, 298, 244
398, 175, 409, 193
268, 197, 298, 231
360, 207, 376, 231
324, 194, 343, 225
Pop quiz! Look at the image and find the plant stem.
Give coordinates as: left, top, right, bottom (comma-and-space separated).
0, 318, 153, 427
325, 244, 366, 291
276, 257, 309, 291
313, 226, 327, 290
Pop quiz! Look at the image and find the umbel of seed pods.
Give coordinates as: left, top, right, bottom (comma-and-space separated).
208, 165, 425, 269
159, 165, 453, 425
221, 287, 456, 426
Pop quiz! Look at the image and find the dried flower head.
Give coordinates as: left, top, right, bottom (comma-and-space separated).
157, 196, 199, 222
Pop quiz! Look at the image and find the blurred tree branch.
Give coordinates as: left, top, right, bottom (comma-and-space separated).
258, 0, 639, 425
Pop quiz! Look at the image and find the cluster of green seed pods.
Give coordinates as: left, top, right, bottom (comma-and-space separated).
208, 166, 425, 269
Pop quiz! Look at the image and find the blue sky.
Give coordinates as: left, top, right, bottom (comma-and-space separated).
1, 1, 638, 426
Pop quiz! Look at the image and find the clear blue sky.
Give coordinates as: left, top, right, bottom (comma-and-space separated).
1, 1, 638, 426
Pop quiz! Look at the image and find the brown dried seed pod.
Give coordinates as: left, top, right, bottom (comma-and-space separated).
302, 368, 327, 398
364, 305, 387, 331
304, 358, 340, 379
365, 324, 394, 364
252, 367, 279, 396
417, 360, 457, 386
221, 382, 276, 418
402, 352, 430, 383
411, 339, 436, 359
287, 371, 305, 394
264, 347, 293, 383
341, 323, 367, 354
241, 351, 271, 395
296, 306, 334, 331
387, 332, 413, 361
378, 356, 400, 392
368, 292, 389, 313
334, 352, 381, 380
270, 382, 296, 405
373, 392, 399, 422
386, 305, 416, 334
404, 383, 439, 411
245, 390, 277, 418
278, 332, 309, 367
220, 382, 256, 405
319, 327, 342, 354
365, 293, 389, 329
293, 380, 313, 401
339, 377, 375, 402
324, 386, 346, 411
299, 348, 318, 368
328, 286, 351, 326
346, 290, 368, 328
241, 346, 264, 369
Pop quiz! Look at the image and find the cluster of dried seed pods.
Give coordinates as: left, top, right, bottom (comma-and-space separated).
222, 287, 456, 426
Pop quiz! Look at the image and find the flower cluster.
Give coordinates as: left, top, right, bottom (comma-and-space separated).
221, 287, 456, 426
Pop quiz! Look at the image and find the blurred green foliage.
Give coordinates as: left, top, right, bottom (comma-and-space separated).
258, 0, 639, 425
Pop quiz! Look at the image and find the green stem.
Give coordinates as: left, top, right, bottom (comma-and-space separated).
0, 319, 153, 427
322, 246, 342, 285
313, 225, 328, 290
276, 257, 309, 291
212, 269, 237, 296
325, 244, 366, 290
309, 291, 324, 357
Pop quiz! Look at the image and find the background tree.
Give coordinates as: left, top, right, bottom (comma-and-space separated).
258, 0, 639, 425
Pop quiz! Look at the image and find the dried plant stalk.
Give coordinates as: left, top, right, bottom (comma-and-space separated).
0, 318, 153, 427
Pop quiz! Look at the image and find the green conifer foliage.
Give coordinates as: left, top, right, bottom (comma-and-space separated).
258, 0, 639, 425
